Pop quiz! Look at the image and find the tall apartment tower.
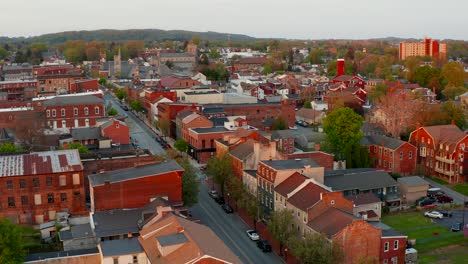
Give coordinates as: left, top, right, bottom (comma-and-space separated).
399, 38, 447, 61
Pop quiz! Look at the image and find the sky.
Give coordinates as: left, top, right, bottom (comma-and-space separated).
1, 0, 467, 40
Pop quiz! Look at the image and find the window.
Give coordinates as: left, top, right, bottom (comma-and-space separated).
52, 109, 56, 117
113, 258, 118, 264
46, 110, 50, 117
34, 194, 42, 205
73, 173, 80, 185
384, 242, 389, 252
20, 179, 26, 189
6, 180, 13, 190
59, 175, 66, 186
384, 149, 387, 156
33, 177, 39, 187
133, 255, 138, 264
61, 108, 65, 116
60, 193, 67, 202
84, 107, 89, 115
21, 196, 28, 205
47, 193, 54, 204
95, 106, 100, 115
384, 260, 388, 264
74, 108, 78, 116
409, 151, 413, 159
384, 161, 387, 167
391, 256, 398, 264
389, 162, 392, 169
116, 123, 119, 128
8, 197, 15, 207
394, 240, 399, 250
399, 152, 403, 160
46, 176, 52, 186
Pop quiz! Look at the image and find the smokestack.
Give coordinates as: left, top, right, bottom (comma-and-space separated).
336, 59, 345, 77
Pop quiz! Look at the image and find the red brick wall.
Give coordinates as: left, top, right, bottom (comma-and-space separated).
223, 102, 296, 129
92, 171, 183, 211
70, 79, 99, 93
101, 120, 130, 145
333, 220, 382, 264
45, 103, 104, 129
287, 152, 334, 170
0, 171, 86, 225
380, 237, 407, 264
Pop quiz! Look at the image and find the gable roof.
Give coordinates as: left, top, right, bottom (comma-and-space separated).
307, 207, 355, 237
43, 95, 103, 107
421, 125, 466, 152
100, 119, 126, 130
360, 135, 408, 150
344, 193, 381, 206
88, 160, 183, 187
274, 172, 308, 197
229, 140, 254, 160
324, 170, 397, 192
288, 181, 328, 211
157, 233, 189, 246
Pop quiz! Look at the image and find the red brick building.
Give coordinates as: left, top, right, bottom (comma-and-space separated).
0, 80, 37, 100
409, 125, 468, 183
181, 112, 213, 143
331, 75, 366, 89
100, 118, 130, 145
89, 160, 184, 211
0, 149, 86, 225
158, 75, 202, 89
69, 79, 99, 94
157, 102, 202, 137
187, 127, 234, 163
362, 135, 417, 176
42, 94, 105, 129
380, 230, 407, 264
232, 57, 267, 71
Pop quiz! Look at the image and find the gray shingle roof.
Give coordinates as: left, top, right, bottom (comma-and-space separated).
59, 223, 94, 241
271, 129, 296, 139
92, 209, 143, 238
25, 248, 99, 262
230, 142, 254, 159
360, 135, 406, 150
88, 160, 183, 187
191, 127, 228, 134
100, 238, 143, 257
43, 95, 103, 107
398, 176, 429, 187
71, 127, 101, 140
244, 170, 257, 178
262, 158, 320, 170
324, 170, 397, 192
157, 233, 189, 246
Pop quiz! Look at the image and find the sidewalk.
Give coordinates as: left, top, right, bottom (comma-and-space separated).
423, 177, 468, 204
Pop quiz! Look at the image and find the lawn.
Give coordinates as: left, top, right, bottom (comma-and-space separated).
430, 177, 449, 185
381, 212, 432, 230
419, 243, 468, 264
453, 184, 468, 196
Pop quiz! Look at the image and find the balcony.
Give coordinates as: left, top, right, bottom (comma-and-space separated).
435, 155, 455, 164
434, 167, 454, 176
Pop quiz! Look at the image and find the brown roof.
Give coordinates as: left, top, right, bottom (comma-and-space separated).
359, 210, 378, 218
422, 125, 467, 152
333, 75, 354, 82
229, 140, 254, 160
274, 172, 307, 197
307, 207, 354, 237
345, 193, 381, 206
296, 108, 324, 120
139, 214, 241, 264
288, 182, 328, 211
237, 57, 267, 65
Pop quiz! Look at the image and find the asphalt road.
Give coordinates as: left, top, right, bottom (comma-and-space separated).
103, 93, 165, 155
424, 177, 468, 205
429, 210, 468, 230
190, 168, 283, 264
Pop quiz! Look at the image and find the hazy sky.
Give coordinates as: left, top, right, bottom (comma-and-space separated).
2, 0, 467, 40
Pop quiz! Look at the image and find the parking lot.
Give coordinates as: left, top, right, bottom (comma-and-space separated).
428, 210, 468, 230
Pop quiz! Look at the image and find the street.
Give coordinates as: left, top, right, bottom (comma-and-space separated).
103, 93, 165, 155
424, 177, 468, 205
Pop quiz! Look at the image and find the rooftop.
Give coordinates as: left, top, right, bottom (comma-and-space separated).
345, 193, 381, 206
324, 170, 397, 192
100, 238, 143, 257
43, 94, 103, 107
190, 127, 229, 134
274, 172, 307, 197
0, 149, 83, 177
360, 135, 407, 150
71, 127, 101, 140
88, 160, 183, 187
262, 158, 320, 170
288, 181, 329, 211
25, 248, 99, 262
397, 176, 429, 187
157, 233, 189, 246
307, 207, 355, 237
59, 223, 94, 241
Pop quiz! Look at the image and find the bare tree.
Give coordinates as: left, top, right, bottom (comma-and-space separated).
14, 111, 46, 150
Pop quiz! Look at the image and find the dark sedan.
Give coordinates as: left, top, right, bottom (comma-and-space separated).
222, 203, 234, 214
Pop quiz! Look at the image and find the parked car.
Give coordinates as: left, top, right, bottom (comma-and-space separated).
122, 105, 129, 111
437, 196, 453, 203
209, 190, 219, 199
440, 211, 453, 217
257, 240, 272, 252
215, 196, 225, 205
423, 203, 438, 209
424, 211, 443, 219
419, 197, 436, 206
427, 188, 444, 197
221, 204, 233, 214
451, 223, 462, 232
246, 230, 260, 241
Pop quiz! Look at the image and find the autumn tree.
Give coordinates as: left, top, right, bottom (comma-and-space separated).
405, 56, 422, 82
441, 101, 467, 129
86, 46, 100, 61
368, 83, 389, 103
206, 153, 233, 196
0, 219, 26, 264
125, 41, 145, 58
268, 209, 297, 254
289, 232, 344, 264
271, 116, 287, 130
442, 61, 465, 87
413, 65, 440, 88
323, 107, 364, 156
442, 86, 468, 100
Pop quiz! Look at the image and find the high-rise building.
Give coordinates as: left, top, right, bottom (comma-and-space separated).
399, 38, 447, 61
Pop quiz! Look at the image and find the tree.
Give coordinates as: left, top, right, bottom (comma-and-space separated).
0, 47, 8, 60
190, 37, 200, 46
199, 54, 209, 65
368, 83, 389, 103
442, 86, 468, 100
125, 41, 145, 58
306, 49, 324, 64
67, 142, 89, 154
130, 100, 143, 112
107, 108, 118, 116
174, 139, 189, 153
413, 65, 440, 88
98, 77, 107, 86
206, 153, 233, 196
268, 209, 297, 254
405, 56, 422, 82
244, 193, 260, 229
0, 219, 26, 264
0, 143, 23, 153
176, 157, 200, 207
262, 63, 273, 75
165, 60, 174, 69
114, 88, 127, 101
272, 116, 287, 130
323, 107, 364, 157
290, 232, 344, 264
209, 48, 221, 59
441, 61, 465, 87
85, 46, 100, 61
441, 101, 466, 129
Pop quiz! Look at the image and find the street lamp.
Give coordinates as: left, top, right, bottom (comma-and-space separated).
284, 248, 288, 261
227, 193, 230, 205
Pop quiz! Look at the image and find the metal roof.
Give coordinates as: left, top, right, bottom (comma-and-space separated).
100, 238, 143, 257
325, 170, 397, 192
0, 149, 83, 177
157, 233, 189, 247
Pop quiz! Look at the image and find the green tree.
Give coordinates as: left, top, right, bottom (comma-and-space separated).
413, 65, 440, 87
0, 219, 26, 264
441, 61, 465, 87
368, 83, 389, 103
114, 88, 127, 101
0, 47, 8, 60
405, 56, 422, 82
323, 107, 364, 157
67, 142, 89, 154
271, 116, 287, 130
107, 108, 118, 116
303, 100, 312, 109
0, 143, 23, 153
290, 232, 344, 264
130, 100, 143, 112
209, 48, 221, 59
98, 77, 107, 86
442, 86, 468, 100
176, 157, 200, 207
243, 193, 260, 229
441, 101, 466, 129
262, 63, 273, 75
174, 139, 189, 153
206, 153, 233, 196
306, 49, 324, 64
327, 60, 353, 76
268, 209, 297, 253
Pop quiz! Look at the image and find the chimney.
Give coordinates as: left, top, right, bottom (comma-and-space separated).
336, 59, 345, 77
451, 119, 455, 125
